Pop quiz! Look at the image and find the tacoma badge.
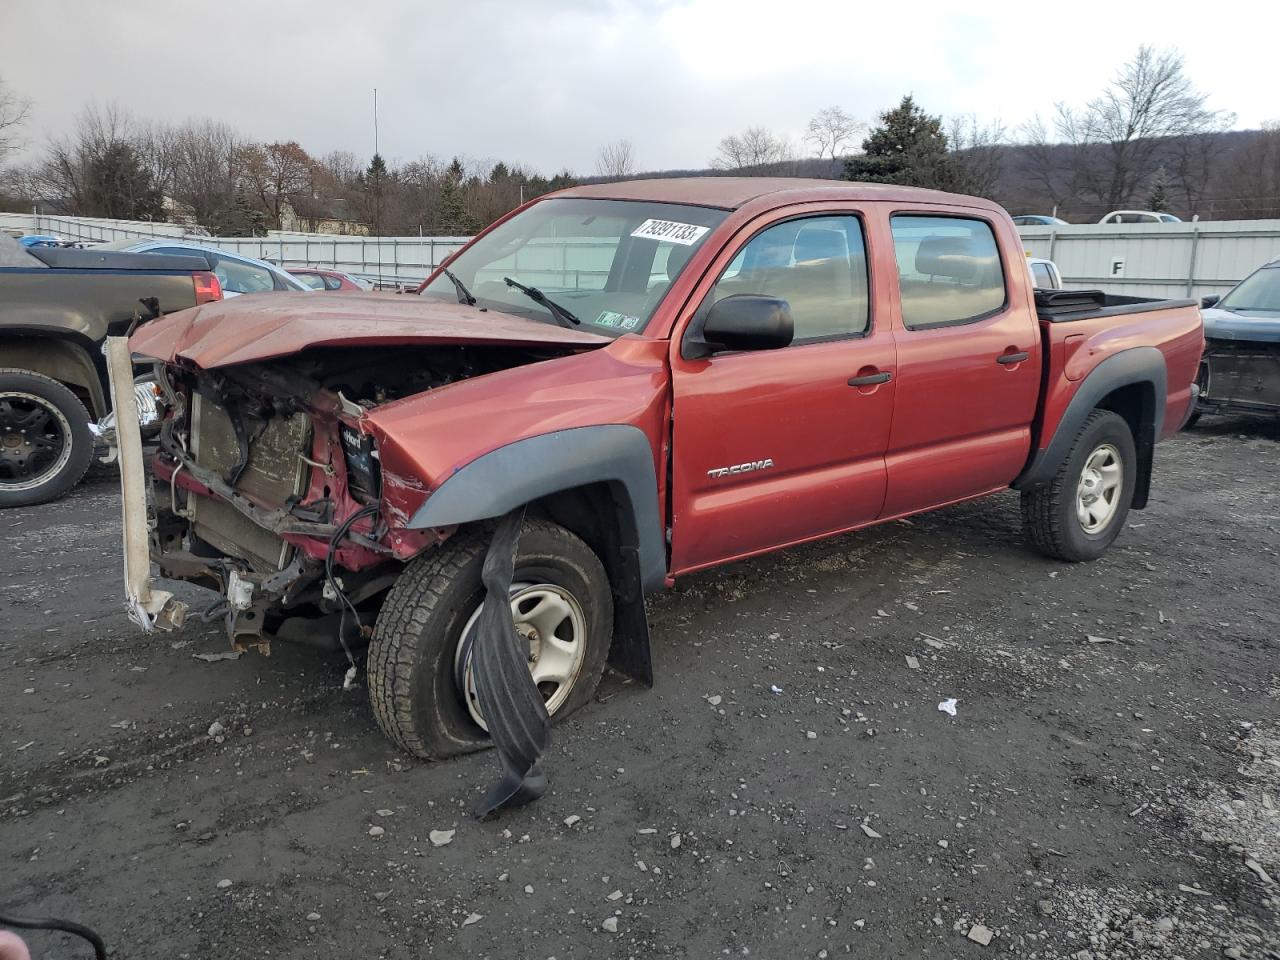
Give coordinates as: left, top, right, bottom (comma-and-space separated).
707, 458, 775, 479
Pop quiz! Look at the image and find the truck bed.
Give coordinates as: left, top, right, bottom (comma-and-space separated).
1034, 290, 1204, 452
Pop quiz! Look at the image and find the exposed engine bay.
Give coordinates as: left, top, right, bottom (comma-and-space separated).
143, 342, 576, 652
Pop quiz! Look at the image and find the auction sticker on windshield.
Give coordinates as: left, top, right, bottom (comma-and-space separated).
631, 219, 710, 246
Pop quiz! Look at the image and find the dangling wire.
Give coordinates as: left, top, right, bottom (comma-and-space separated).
0, 909, 107, 959
325, 504, 380, 688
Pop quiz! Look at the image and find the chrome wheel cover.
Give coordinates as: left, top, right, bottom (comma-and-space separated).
1076, 442, 1123, 534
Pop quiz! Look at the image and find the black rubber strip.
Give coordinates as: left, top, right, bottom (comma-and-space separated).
471, 507, 551, 818
0, 910, 107, 959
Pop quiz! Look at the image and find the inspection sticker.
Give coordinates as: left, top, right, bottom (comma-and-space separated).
595, 310, 640, 329
630, 218, 710, 246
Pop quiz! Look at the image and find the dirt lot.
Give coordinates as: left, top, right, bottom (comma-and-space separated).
2, 417, 1278, 960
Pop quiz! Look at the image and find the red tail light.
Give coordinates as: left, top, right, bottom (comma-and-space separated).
193, 271, 223, 305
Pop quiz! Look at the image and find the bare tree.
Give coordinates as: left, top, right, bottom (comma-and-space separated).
34, 103, 136, 213
595, 139, 636, 179
1055, 45, 1232, 210
241, 140, 315, 230
1213, 121, 1280, 220
0, 76, 31, 166
1168, 130, 1221, 217
167, 119, 247, 229
805, 107, 859, 159
712, 126, 792, 170
1016, 116, 1074, 215
946, 115, 1007, 199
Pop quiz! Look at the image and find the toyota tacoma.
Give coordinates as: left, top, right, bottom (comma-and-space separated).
112, 178, 1204, 760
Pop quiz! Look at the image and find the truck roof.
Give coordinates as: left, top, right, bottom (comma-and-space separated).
556, 176, 996, 211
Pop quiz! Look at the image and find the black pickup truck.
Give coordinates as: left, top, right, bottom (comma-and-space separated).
0, 233, 222, 506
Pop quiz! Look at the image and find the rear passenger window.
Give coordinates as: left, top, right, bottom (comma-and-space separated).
891, 216, 1006, 330
711, 216, 869, 343
1031, 262, 1054, 288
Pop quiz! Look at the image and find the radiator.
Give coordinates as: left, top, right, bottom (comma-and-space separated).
189, 393, 311, 570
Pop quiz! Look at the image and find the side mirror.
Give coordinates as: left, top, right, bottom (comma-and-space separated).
1200, 295, 1220, 309
684, 295, 794, 359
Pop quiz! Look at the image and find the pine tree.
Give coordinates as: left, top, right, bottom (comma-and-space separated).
364, 153, 388, 235
1146, 170, 1170, 212
438, 157, 473, 233
87, 141, 164, 219
208, 194, 267, 237
843, 95, 953, 189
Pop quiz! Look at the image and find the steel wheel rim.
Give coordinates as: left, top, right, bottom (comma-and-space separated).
454, 581, 588, 732
1076, 442, 1123, 534
0, 391, 72, 492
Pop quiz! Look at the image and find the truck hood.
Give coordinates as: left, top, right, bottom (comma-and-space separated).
129, 291, 610, 368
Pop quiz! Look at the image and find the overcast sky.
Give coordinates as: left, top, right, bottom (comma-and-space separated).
1, 0, 1271, 175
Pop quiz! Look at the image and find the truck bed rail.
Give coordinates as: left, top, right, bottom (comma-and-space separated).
1035, 289, 1196, 323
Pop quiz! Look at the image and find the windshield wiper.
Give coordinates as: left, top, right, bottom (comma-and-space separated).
503, 276, 580, 328
441, 267, 476, 305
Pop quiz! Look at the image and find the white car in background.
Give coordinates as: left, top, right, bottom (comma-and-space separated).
1028, 256, 1063, 289
1098, 210, 1182, 224
95, 239, 311, 296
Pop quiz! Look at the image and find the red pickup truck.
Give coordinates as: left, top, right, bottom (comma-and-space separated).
118, 178, 1203, 760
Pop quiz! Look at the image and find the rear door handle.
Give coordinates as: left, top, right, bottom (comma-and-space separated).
848, 371, 892, 386
996, 351, 1030, 365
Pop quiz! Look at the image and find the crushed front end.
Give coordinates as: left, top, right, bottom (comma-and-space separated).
124, 342, 550, 653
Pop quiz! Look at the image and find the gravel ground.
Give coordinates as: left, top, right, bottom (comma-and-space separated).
2, 416, 1278, 959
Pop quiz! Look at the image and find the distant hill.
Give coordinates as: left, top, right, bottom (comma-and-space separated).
583, 129, 1279, 223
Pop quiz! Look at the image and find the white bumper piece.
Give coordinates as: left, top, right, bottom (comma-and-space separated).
105, 336, 188, 632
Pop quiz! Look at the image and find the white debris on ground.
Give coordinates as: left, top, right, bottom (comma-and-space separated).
1039, 883, 1277, 959
1184, 724, 1280, 876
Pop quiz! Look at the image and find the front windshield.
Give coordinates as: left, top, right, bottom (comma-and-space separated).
420, 197, 728, 337
1218, 265, 1280, 313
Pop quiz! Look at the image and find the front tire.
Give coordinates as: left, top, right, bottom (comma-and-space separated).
1021, 409, 1137, 562
0, 369, 94, 508
367, 518, 613, 760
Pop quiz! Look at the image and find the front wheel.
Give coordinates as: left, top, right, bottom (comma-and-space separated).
367, 518, 614, 760
0, 369, 95, 508
1021, 409, 1137, 562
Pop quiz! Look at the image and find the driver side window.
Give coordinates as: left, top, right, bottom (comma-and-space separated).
710, 216, 869, 344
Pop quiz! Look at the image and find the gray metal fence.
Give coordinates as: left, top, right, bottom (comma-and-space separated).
1017, 220, 1280, 299
2, 213, 472, 288
8, 211, 1280, 300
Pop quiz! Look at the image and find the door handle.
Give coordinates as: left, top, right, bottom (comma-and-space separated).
996, 351, 1030, 365
848, 371, 892, 386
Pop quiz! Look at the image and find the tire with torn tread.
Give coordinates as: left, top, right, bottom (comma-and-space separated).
367, 517, 613, 760
1021, 408, 1136, 562
0, 368, 94, 508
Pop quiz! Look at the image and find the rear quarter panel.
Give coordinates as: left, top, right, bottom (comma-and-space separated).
1039, 303, 1204, 447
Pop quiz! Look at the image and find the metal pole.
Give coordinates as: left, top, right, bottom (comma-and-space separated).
1185, 225, 1201, 298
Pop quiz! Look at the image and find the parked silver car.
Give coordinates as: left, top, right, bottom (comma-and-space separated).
95, 239, 311, 296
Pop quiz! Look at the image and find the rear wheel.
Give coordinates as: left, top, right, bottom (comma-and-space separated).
367, 518, 613, 760
1021, 409, 1136, 562
0, 369, 94, 508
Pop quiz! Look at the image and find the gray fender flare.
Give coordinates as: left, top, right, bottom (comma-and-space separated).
408, 424, 666, 593
1014, 346, 1166, 494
